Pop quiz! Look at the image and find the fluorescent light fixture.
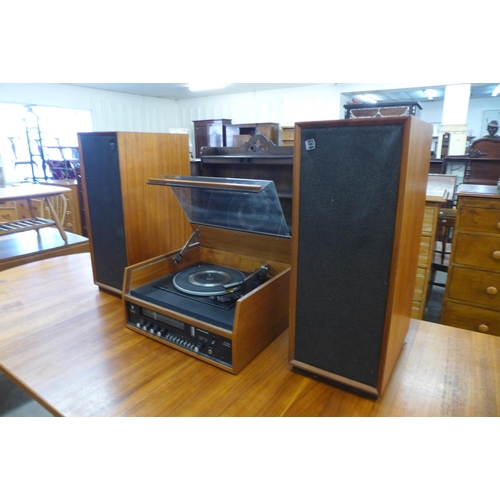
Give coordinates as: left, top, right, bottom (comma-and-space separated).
361, 94, 378, 104
424, 89, 438, 100
188, 83, 226, 92
492, 84, 500, 97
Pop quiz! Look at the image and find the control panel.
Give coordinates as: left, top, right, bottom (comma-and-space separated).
127, 302, 232, 367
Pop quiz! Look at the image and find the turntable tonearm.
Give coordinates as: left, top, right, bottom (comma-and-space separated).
123, 176, 291, 374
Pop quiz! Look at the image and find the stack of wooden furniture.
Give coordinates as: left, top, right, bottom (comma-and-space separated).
192, 119, 232, 158
0, 181, 84, 237
412, 174, 457, 319
196, 134, 294, 230
440, 139, 500, 335
15, 180, 83, 235
412, 194, 447, 319
192, 119, 283, 158
225, 122, 280, 147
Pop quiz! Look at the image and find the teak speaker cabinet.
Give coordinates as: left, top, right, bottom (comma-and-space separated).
78, 132, 192, 294
289, 117, 432, 398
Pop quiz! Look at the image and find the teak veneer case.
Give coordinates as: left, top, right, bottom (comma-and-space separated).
123, 177, 291, 374
78, 132, 191, 295
289, 117, 432, 398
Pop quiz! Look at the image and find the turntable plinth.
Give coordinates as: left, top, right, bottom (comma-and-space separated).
123, 175, 292, 374
123, 229, 290, 374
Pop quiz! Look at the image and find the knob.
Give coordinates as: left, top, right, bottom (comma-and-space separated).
493, 251, 500, 260
497, 222, 500, 230
486, 286, 498, 295
478, 324, 489, 333
194, 344, 203, 353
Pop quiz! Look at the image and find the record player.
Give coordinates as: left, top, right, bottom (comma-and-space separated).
123, 175, 291, 374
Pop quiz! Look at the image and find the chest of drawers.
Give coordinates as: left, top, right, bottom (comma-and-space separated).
0, 201, 18, 222
15, 180, 83, 235
441, 193, 500, 336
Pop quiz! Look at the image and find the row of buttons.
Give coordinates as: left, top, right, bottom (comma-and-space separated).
135, 320, 201, 352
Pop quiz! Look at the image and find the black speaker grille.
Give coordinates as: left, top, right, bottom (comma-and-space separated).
80, 133, 128, 291
294, 124, 403, 387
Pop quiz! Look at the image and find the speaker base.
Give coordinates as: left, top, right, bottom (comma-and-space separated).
291, 367, 379, 401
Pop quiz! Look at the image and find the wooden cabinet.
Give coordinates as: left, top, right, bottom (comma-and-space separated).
0, 202, 18, 222
412, 197, 445, 319
40, 180, 82, 235
429, 159, 444, 174
197, 134, 294, 231
15, 198, 43, 218
281, 126, 294, 146
289, 117, 432, 398
441, 193, 500, 336
226, 122, 280, 147
193, 119, 232, 158
78, 132, 192, 294
14, 180, 83, 235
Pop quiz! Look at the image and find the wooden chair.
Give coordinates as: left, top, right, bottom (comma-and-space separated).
427, 174, 457, 290
42, 193, 68, 226
428, 208, 456, 292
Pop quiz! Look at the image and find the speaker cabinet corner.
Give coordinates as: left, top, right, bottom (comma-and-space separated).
289, 117, 432, 397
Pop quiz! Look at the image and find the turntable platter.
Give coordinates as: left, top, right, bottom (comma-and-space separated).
173, 265, 245, 296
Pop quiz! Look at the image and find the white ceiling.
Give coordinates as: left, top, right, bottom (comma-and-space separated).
68, 83, 318, 100
344, 83, 499, 103
67, 83, 499, 102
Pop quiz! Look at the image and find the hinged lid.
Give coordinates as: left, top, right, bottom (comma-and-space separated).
148, 175, 290, 238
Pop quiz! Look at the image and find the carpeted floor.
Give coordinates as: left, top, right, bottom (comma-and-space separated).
0, 372, 53, 417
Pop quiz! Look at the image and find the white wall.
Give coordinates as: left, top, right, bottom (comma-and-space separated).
175, 84, 340, 127
0, 83, 179, 132
1, 83, 499, 149
468, 98, 500, 139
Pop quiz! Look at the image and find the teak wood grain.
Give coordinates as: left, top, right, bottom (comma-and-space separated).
441, 193, 500, 335
289, 117, 432, 397
78, 132, 192, 293
1, 253, 499, 417
122, 226, 291, 374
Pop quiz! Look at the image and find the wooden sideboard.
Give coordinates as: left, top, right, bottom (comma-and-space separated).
440, 191, 500, 336
443, 138, 500, 186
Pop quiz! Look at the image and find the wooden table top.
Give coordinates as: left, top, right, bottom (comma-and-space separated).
1, 253, 499, 417
0, 183, 71, 202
